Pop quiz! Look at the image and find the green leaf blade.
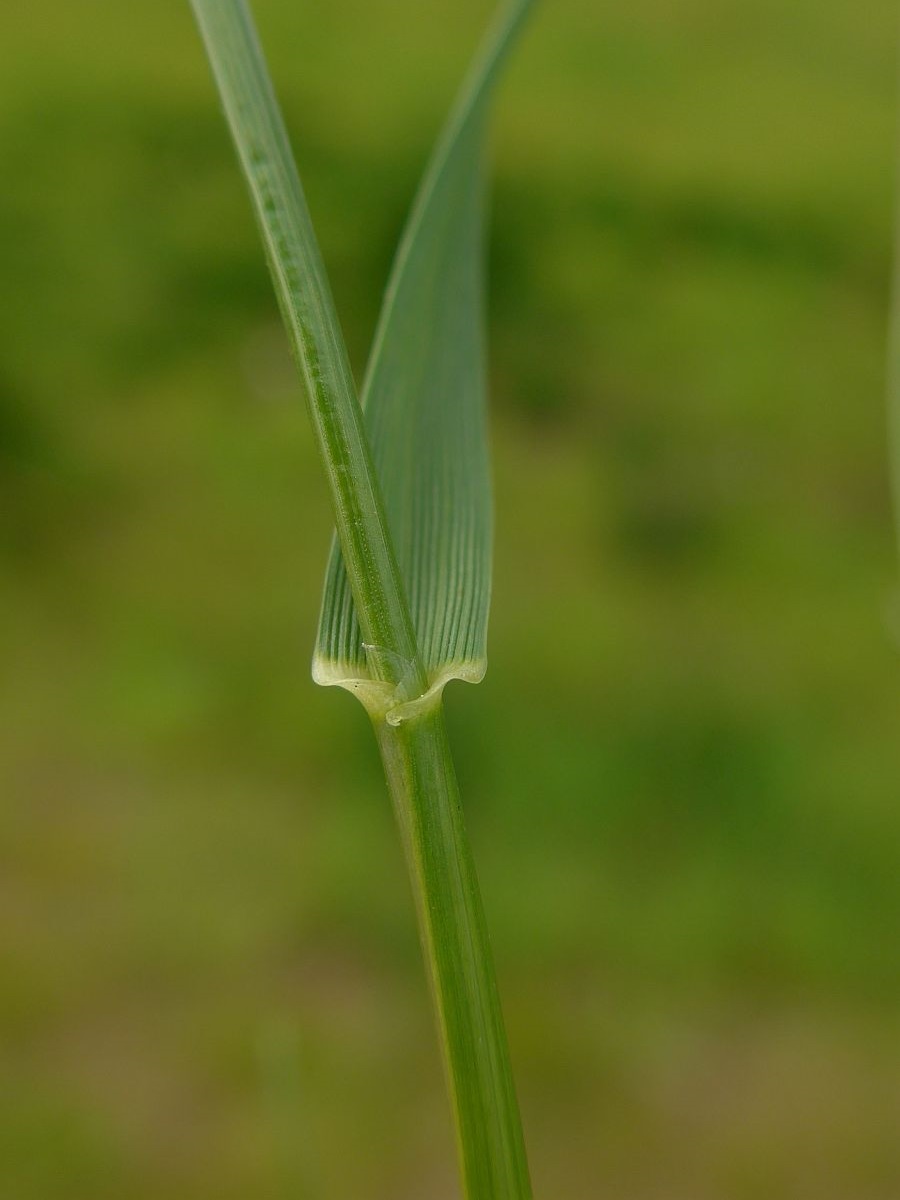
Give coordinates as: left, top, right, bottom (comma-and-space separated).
190, 0, 425, 704
314, 0, 534, 718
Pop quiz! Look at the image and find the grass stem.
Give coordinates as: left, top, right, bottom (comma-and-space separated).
374, 701, 532, 1200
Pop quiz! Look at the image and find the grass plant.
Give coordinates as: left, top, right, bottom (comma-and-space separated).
189, 1, 534, 1195
2, 2, 899, 1196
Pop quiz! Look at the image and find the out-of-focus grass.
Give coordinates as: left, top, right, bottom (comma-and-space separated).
1, 2, 898, 1197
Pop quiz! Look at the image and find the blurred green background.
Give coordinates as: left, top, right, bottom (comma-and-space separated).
2, 1, 899, 1197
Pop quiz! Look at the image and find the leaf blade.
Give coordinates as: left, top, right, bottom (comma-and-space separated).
314, 0, 534, 713
190, 0, 426, 703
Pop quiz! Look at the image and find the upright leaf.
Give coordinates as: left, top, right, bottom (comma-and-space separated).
314, 0, 534, 723
190, 0, 425, 704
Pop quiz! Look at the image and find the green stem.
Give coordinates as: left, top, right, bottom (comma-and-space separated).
373, 703, 532, 1200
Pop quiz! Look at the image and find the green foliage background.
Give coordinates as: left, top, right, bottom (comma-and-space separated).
2, 1, 898, 1197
